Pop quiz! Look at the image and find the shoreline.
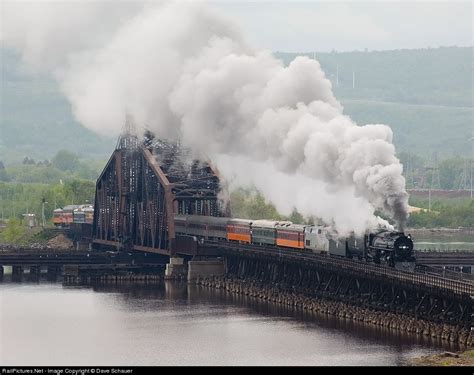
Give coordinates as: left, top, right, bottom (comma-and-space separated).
406, 227, 474, 235
410, 349, 474, 366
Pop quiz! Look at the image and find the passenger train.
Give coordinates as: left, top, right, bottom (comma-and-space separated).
175, 214, 416, 271
61, 204, 415, 270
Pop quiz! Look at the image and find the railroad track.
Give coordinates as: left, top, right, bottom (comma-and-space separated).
206, 241, 474, 299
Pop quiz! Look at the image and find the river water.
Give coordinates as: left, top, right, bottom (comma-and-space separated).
0, 281, 457, 366
412, 232, 474, 251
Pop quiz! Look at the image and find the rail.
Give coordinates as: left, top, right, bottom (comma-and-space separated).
210, 241, 474, 299
415, 249, 474, 254
416, 265, 474, 282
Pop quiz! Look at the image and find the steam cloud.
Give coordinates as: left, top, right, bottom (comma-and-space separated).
2, 2, 409, 236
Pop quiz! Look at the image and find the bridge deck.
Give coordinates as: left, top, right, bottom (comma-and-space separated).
0, 250, 111, 266
208, 241, 474, 300
414, 250, 474, 266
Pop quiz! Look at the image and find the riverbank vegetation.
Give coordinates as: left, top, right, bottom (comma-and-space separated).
408, 198, 474, 228
0, 151, 473, 230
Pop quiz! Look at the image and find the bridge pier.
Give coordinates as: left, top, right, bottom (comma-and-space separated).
12, 265, 23, 281
47, 265, 61, 281
27, 265, 40, 281
76, 241, 91, 251
165, 257, 187, 280
188, 260, 225, 282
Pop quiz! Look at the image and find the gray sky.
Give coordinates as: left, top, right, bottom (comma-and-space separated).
213, 1, 473, 52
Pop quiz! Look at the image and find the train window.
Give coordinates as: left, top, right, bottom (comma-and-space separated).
209, 225, 225, 231
306, 240, 310, 246
318, 229, 322, 234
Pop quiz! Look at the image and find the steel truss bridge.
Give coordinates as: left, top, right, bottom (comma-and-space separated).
92, 132, 227, 256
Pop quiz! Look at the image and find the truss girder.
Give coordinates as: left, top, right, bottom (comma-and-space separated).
93, 134, 225, 255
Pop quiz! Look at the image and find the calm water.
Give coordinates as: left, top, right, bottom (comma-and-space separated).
413, 233, 474, 251
0, 281, 455, 366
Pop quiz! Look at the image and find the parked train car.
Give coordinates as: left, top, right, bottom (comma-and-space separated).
83, 205, 94, 224
52, 205, 78, 227
174, 214, 416, 271
53, 204, 94, 227
52, 208, 64, 227
73, 205, 94, 224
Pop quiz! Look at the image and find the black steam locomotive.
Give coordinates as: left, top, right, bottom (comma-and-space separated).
338, 230, 416, 271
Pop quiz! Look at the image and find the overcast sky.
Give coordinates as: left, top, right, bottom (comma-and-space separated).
213, 1, 473, 52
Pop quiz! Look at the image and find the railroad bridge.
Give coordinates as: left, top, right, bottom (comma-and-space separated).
90, 133, 473, 328
92, 131, 227, 256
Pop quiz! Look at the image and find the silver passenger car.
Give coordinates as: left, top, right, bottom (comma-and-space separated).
174, 215, 229, 240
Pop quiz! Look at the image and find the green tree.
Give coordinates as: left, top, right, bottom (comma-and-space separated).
287, 209, 305, 224
52, 150, 79, 172
439, 157, 464, 190
230, 187, 281, 220
1, 218, 26, 244
64, 179, 95, 204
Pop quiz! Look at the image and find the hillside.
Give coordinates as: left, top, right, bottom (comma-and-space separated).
277, 47, 473, 157
1, 49, 115, 164
1, 46, 473, 164
276, 46, 473, 107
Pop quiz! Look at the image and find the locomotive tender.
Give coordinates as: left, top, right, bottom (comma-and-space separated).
174, 214, 416, 271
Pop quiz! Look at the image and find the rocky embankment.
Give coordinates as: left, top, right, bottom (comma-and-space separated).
195, 275, 473, 347
0, 234, 74, 251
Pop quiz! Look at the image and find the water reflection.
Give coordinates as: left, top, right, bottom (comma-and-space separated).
92, 282, 462, 352
0, 281, 453, 366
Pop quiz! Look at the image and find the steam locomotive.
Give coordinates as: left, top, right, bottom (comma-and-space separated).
329, 230, 416, 271
174, 215, 416, 271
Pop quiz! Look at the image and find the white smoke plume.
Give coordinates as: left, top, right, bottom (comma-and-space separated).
2, 1, 409, 236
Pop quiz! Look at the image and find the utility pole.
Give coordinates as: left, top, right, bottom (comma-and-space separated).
428, 188, 431, 212
459, 159, 468, 190
41, 198, 48, 228
470, 130, 474, 199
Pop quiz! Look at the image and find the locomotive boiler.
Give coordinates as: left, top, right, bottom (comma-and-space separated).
365, 230, 415, 270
